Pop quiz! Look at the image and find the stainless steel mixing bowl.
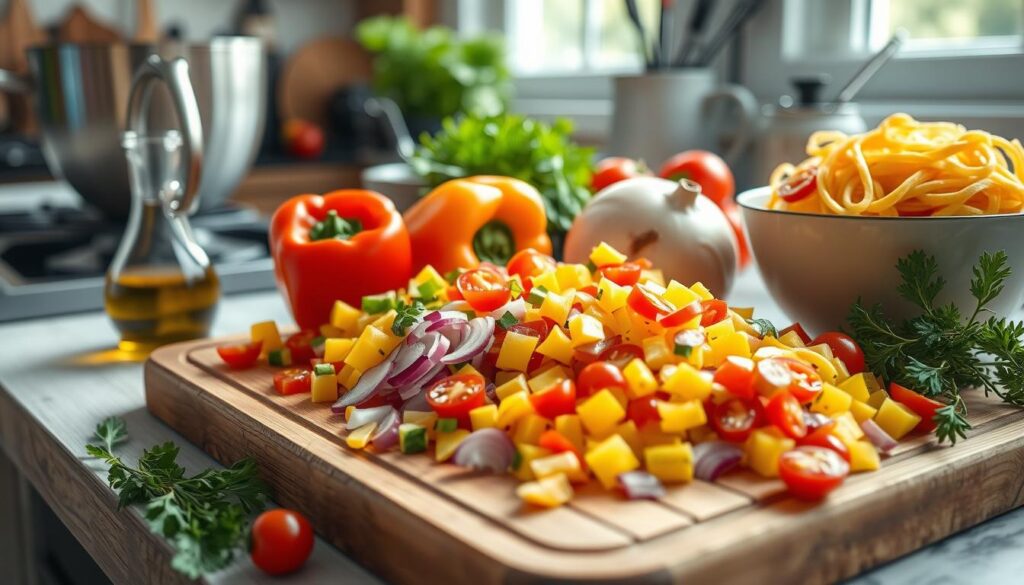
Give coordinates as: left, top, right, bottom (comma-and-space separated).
0, 37, 266, 218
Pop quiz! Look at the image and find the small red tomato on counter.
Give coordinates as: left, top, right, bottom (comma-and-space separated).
658, 150, 734, 206
591, 157, 649, 192
778, 446, 850, 500
217, 341, 262, 369
251, 509, 314, 575
282, 119, 325, 160
811, 331, 866, 374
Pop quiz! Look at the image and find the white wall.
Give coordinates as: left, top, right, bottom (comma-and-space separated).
1, 0, 355, 55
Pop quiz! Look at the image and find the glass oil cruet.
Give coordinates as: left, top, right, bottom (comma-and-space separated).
104, 55, 220, 353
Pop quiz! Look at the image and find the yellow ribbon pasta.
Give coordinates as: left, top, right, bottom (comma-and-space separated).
768, 113, 1024, 216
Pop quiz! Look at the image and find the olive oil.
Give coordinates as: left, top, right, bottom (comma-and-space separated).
105, 266, 220, 352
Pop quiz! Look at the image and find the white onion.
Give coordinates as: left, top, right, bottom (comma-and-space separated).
345, 405, 393, 430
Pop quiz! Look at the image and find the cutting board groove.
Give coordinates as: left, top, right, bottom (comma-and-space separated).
145, 338, 1024, 584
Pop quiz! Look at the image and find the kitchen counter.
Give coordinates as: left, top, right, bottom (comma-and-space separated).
1, 268, 1022, 584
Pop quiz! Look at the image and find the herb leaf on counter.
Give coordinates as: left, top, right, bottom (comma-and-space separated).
86, 417, 269, 578
847, 250, 1024, 444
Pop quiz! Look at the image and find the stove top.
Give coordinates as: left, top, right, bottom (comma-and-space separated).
0, 181, 276, 321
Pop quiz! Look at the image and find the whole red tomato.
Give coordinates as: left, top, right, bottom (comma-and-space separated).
659, 150, 735, 207
592, 157, 648, 192
251, 509, 314, 575
283, 119, 325, 160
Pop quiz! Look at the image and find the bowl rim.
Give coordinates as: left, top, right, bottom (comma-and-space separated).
736, 186, 1024, 222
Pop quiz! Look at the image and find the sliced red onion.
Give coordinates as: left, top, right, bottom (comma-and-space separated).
402, 390, 431, 412
484, 382, 498, 404
424, 311, 443, 322
452, 428, 515, 473
370, 407, 400, 450
488, 298, 526, 321
388, 333, 450, 387
399, 360, 448, 399
803, 411, 833, 432
331, 348, 400, 413
405, 320, 433, 343
692, 441, 744, 481
617, 471, 666, 500
860, 418, 898, 454
426, 314, 471, 348
441, 316, 495, 365
345, 405, 393, 430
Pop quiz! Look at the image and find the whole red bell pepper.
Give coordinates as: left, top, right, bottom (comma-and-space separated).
270, 190, 412, 330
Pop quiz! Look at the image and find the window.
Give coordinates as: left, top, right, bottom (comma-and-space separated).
870, 0, 1023, 54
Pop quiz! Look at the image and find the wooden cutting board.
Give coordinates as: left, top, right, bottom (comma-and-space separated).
145, 337, 1024, 584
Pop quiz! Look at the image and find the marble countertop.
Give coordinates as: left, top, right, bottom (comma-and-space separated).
0, 267, 1021, 584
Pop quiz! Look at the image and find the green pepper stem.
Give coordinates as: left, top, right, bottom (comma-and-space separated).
472, 221, 515, 265
309, 210, 363, 241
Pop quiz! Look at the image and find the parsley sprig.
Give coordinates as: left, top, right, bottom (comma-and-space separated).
86, 417, 269, 578
847, 250, 1024, 444
392, 299, 426, 336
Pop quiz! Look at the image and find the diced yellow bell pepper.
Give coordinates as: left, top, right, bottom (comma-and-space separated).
496, 391, 535, 428
530, 271, 561, 294
568, 314, 605, 347
793, 348, 839, 385
689, 282, 714, 300
640, 269, 665, 286
661, 362, 713, 401
250, 321, 282, 356
556, 264, 591, 291
323, 338, 355, 363
554, 414, 585, 453
596, 278, 629, 313
639, 425, 682, 447
320, 324, 345, 338
663, 280, 701, 309
345, 326, 394, 372
516, 472, 574, 508
804, 342, 835, 360
745, 428, 795, 478
435, 429, 470, 462
523, 306, 542, 322
848, 440, 881, 472
493, 370, 520, 387
848, 400, 878, 423
496, 331, 540, 372
345, 422, 377, 449
838, 373, 873, 403
513, 444, 553, 481
657, 400, 707, 434
329, 300, 361, 333
539, 290, 572, 326
642, 335, 673, 371
311, 370, 338, 403
536, 326, 574, 364
585, 434, 640, 488
531, 452, 587, 483
337, 364, 361, 390
589, 242, 628, 267
729, 312, 759, 336
866, 389, 889, 409
403, 410, 438, 438
513, 414, 551, 445
874, 397, 922, 440
356, 312, 377, 332
577, 389, 626, 436
688, 425, 719, 444
730, 306, 755, 320
369, 309, 398, 335
470, 404, 499, 430
622, 358, 658, 398
831, 412, 865, 446
704, 332, 751, 367
831, 356, 851, 383
412, 265, 447, 291
810, 383, 853, 416
645, 442, 694, 483
776, 330, 807, 348
528, 364, 570, 393
495, 374, 530, 401
455, 363, 483, 379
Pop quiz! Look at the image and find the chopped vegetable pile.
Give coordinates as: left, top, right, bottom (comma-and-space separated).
221, 242, 937, 506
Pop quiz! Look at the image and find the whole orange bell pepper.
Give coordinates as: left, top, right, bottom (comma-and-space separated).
403, 176, 552, 275
270, 190, 412, 330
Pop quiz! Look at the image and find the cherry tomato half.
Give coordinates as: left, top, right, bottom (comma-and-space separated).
507, 248, 556, 282
216, 341, 262, 369
799, 422, 851, 462
811, 331, 866, 375
779, 323, 813, 345
889, 382, 944, 432
778, 446, 850, 500
778, 166, 818, 203
658, 150, 735, 207
273, 368, 312, 396
598, 262, 642, 286
775, 358, 824, 403
599, 343, 645, 369
766, 391, 807, 439
573, 335, 622, 368
627, 395, 663, 427
538, 430, 582, 458
250, 509, 314, 575
627, 283, 676, 321
457, 268, 511, 312
285, 330, 318, 364
592, 157, 648, 192
530, 378, 577, 418
713, 356, 757, 399
711, 397, 764, 442
700, 299, 729, 326
426, 374, 486, 419
658, 300, 703, 328
577, 361, 628, 399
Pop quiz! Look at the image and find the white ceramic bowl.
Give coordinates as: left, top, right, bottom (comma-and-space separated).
737, 186, 1024, 334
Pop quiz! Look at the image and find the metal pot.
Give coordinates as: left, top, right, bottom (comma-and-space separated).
0, 37, 266, 218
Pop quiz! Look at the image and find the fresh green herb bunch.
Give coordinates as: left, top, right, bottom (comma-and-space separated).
87, 417, 269, 578
356, 16, 510, 119
412, 113, 595, 237
847, 250, 1024, 444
